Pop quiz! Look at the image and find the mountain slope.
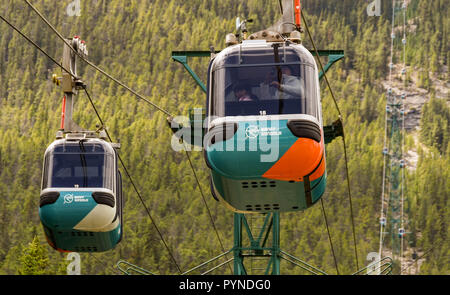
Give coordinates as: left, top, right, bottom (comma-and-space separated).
0, 0, 447, 274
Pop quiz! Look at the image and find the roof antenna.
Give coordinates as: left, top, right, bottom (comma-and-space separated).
236, 17, 253, 41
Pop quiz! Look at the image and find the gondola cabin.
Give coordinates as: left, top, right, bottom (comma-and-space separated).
39, 135, 123, 252
205, 38, 326, 213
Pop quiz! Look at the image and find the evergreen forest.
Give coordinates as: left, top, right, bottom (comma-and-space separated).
0, 0, 448, 275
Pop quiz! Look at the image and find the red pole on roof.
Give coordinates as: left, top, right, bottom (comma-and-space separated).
294, 0, 301, 29
60, 95, 66, 130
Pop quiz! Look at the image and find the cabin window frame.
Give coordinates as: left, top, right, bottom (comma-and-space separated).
42, 142, 116, 191
210, 61, 319, 119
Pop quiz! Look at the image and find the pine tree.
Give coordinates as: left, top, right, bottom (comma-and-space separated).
17, 236, 50, 275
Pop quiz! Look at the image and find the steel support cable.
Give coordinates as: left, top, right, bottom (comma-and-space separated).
0, 13, 183, 274
14, 1, 182, 273
88, 253, 122, 274
400, 234, 448, 274
320, 199, 340, 275
0, 14, 126, 272
379, 109, 389, 259
300, 12, 341, 117
383, 125, 394, 250
22, 1, 236, 275
75, 39, 232, 273
301, 10, 359, 271
82, 86, 183, 274
23, 0, 173, 118
400, 1, 408, 271
403, 236, 449, 275
182, 148, 233, 274
400, 3, 405, 271
341, 134, 359, 270
20, 0, 223, 266
379, 0, 398, 261
383, 0, 410, 266
0, 14, 77, 80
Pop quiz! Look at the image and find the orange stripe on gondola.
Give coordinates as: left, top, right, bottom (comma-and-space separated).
309, 153, 326, 181
262, 137, 325, 182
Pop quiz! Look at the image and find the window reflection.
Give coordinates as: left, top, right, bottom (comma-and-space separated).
42, 143, 114, 190
212, 64, 317, 118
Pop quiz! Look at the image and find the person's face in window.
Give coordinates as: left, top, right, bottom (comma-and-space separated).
282, 67, 292, 76
234, 88, 252, 101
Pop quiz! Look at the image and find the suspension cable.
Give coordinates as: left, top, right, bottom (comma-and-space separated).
301, 10, 360, 270
88, 252, 122, 274
0, 14, 77, 80
301, 11, 341, 117
0, 13, 183, 274
379, 0, 398, 261
399, 0, 408, 272
400, 4, 405, 272
21, 2, 224, 271
379, 105, 389, 259
320, 199, 340, 275
2, 9, 233, 275
183, 148, 233, 274
23, 0, 174, 118
83, 86, 183, 274
400, 236, 447, 274
380, 1, 410, 270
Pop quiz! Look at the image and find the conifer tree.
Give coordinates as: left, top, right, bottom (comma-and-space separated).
18, 236, 50, 275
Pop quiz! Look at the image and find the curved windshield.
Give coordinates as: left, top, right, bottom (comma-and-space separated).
212, 63, 318, 117
42, 142, 114, 190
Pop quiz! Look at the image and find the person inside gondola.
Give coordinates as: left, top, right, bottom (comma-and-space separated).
259, 66, 304, 101
233, 83, 258, 102
270, 66, 304, 100
259, 70, 278, 100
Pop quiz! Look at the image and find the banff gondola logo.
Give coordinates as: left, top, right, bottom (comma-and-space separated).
245, 126, 260, 139
63, 194, 89, 204
169, 110, 282, 163
64, 194, 74, 204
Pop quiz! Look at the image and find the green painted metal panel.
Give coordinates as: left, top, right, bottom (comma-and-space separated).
171, 49, 344, 91
212, 170, 326, 213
